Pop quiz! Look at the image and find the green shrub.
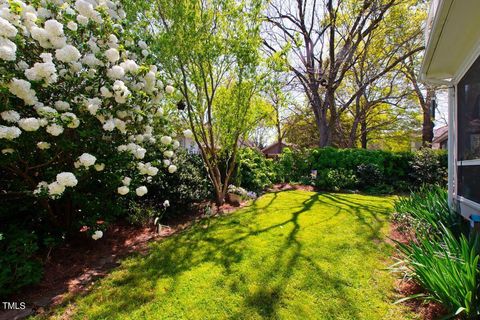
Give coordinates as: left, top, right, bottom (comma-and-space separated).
0, 227, 43, 296
409, 148, 448, 187
234, 148, 275, 192
272, 147, 446, 193
137, 150, 212, 221
315, 168, 358, 191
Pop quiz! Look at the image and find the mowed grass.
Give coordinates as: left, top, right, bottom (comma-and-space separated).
46, 191, 416, 320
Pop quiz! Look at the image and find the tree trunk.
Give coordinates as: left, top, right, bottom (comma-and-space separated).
361, 119, 367, 149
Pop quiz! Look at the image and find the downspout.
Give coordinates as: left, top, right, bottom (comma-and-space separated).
447, 85, 455, 209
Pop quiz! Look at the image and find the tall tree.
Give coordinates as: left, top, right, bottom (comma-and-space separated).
127, 0, 265, 205
264, 0, 424, 147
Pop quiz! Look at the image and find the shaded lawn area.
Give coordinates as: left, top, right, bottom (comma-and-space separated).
46, 190, 416, 320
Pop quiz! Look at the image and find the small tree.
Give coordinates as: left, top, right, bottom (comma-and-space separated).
128, 0, 265, 205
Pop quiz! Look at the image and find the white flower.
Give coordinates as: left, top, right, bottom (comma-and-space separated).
67, 21, 78, 31
168, 164, 177, 173
135, 186, 148, 196
77, 14, 89, 26
117, 186, 129, 195
160, 136, 172, 145
61, 112, 80, 128
8, 79, 37, 105
1, 110, 20, 123
86, 97, 101, 115
37, 141, 51, 150
163, 150, 174, 158
44, 19, 64, 37
138, 40, 148, 49
56, 172, 78, 187
122, 177, 131, 186
2, 148, 14, 154
17, 60, 29, 70
103, 118, 115, 131
0, 17, 17, 38
91, 230, 103, 240
105, 48, 120, 63
54, 101, 71, 111
163, 159, 170, 167
48, 181, 65, 196
147, 166, 159, 176
82, 53, 102, 67
34, 181, 48, 195
163, 200, 170, 208
55, 45, 81, 63
0, 125, 21, 140
25, 61, 57, 85
120, 60, 138, 73
107, 65, 125, 79
0, 37, 17, 61
18, 118, 40, 131
78, 152, 96, 167
172, 140, 180, 149
165, 85, 175, 94
100, 86, 113, 98
94, 163, 105, 171
46, 123, 64, 136
183, 129, 193, 139
112, 80, 130, 103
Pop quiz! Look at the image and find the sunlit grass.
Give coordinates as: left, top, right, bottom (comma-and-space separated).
44, 190, 417, 320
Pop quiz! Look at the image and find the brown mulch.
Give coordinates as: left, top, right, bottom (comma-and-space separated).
0, 200, 250, 320
389, 222, 448, 320
267, 183, 316, 192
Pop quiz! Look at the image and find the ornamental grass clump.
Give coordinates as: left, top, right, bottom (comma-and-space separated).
394, 187, 480, 319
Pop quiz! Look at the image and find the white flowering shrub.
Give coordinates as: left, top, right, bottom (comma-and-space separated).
0, 0, 179, 236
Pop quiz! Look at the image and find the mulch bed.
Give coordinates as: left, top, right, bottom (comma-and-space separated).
0, 200, 250, 320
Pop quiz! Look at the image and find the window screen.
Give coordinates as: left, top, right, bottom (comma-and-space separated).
458, 55, 480, 161
457, 55, 480, 204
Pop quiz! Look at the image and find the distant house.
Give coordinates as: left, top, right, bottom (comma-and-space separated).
432, 125, 448, 150
421, 0, 480, 224
262, 141, 291, 158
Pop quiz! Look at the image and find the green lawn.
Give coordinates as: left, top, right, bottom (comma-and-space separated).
47, 191, 416, 320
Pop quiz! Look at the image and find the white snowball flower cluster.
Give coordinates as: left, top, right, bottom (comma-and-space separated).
135, 185, 148, 197
92, 230, 103, 240
18, 118, 40, 131
42, 172, 78, 198
37, 141, 51, 150
137, 162, 159, 176
1, 110, 20, 123
183, 129, 193, 139
8, 79, 37, 105
0, 125, 21, 140
77, 153, 96, 168
55, 45, 81, 63
0, 16, 17, 61
56, 172, 78, 187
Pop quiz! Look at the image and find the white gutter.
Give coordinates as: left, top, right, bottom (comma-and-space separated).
419, 0, 454, 83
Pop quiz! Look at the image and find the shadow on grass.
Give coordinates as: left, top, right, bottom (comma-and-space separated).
70, 191, 394, 319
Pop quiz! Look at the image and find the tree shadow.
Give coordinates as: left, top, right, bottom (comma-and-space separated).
68, 191, 395, 319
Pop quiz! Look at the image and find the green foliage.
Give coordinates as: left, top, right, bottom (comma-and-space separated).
394, 187, 480, 319
397, 229, 480, 319
233, 148, 275, 193
394, 186, 462, 237
274, 147, 445, 193
409, 148, 448, 187
315, 168, 358, 191
0, 227, 42, 296
137, 150, 212, 221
